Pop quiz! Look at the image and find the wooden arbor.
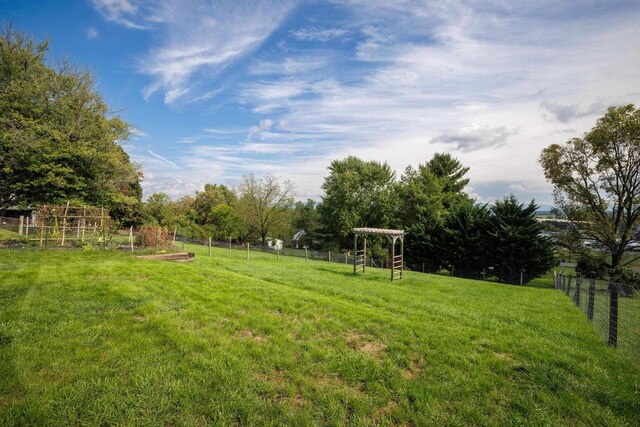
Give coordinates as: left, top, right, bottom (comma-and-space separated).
353, 227, 405, 281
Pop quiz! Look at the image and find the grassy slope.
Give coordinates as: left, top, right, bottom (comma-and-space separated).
0, 246, 638, 426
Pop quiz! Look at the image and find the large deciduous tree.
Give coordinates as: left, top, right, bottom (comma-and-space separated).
540, 105, 640, 268
318, 156, 397, 249
234, 174, 294, 245
0, 25, 142, 223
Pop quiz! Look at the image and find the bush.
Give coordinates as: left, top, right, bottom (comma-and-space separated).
608, 266, 640, 290
575, 252, 607, 278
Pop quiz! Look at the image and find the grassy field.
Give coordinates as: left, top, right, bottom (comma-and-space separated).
1, 246, 639, 426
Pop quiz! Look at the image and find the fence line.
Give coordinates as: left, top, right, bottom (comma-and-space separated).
553, 272, 639, 361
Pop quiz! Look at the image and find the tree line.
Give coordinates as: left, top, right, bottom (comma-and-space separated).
140, 153, 556, 285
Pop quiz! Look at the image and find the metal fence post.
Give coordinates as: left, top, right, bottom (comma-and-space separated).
574, 277, 581, 307
608, 282, 618, 347
587, 278, 596, 321
565, 276, 571, 296
562, 273, 566, 291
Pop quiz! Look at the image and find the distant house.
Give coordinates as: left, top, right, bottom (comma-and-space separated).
292, 229, 306, 248
266, 238, 283, 250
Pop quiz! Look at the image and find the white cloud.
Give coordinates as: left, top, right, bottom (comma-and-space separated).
117, 0, 640, 206
290, 27, 348, 42
84, 26, 99, 39
90, 0, 148, 29
431, 124, 520, 152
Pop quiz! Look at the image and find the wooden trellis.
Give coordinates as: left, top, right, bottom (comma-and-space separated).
32, 203, 111, 245
353, 227, 405, 281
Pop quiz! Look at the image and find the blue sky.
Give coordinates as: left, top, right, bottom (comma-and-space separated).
3, 1, 640, 207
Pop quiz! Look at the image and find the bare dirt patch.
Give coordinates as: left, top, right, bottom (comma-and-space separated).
344, 331, 387, 357
494, 351, 513, 361
239, 329, 267, 343
401, 359, 422, 380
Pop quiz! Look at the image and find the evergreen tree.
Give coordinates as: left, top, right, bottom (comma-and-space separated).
486, 195, 556, 284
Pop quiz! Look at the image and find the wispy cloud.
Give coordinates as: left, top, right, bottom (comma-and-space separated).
90, 0, 148, 29
84, 26, 99, 39
541, 101, 606, 123
110, 0, 640, 205
290, 27, 348, 42
146, 149, 182, 170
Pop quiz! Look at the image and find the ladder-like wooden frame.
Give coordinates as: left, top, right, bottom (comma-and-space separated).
353, 228, 405, 281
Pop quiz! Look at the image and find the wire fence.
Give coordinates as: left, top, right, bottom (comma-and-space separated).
0, 220, 394, 268
553, 272, 640, 361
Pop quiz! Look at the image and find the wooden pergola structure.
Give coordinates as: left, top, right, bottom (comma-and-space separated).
353, 227, 405, 281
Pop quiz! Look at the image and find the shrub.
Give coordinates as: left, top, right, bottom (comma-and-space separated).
575, 252, 607, 278
608, 266, 640, 291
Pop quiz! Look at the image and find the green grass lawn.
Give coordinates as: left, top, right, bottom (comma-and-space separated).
1, 246, 638, 426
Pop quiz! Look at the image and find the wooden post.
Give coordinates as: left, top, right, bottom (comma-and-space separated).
277, 248, 280, 261
363, 236, 367, 274
25, 216, 29, 236
77, 218, 81, 238
208, 237, 212, 256
246, 242, 250, 260
574, 277, 581, 307
229, 236, 232, 251
18, 215, 24, 235
155, 229, 158, 252
328, 251, 331, 263
566, 276, 571, 296
173, 228, 177, 246
129, 226, 134, 253
353, 234, 357, 274
305, 247, 308, 262
400, 236, 404, 280
391, 236, 395, 281
61, 218, 67, 246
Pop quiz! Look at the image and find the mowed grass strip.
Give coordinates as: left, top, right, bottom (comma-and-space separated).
0, 247, 638, 426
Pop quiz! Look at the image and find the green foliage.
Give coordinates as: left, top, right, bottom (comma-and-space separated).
540, 104, 640, 268
575, 252, 608, 279
426, 152, 470, 195
486, 196, 556, 284
439, 200, 490, 278
0, 25, 142, 223
291, 199, 319, 247
234, 174, 294, 245
319, 156, 397, 249
608, 266, 640, 290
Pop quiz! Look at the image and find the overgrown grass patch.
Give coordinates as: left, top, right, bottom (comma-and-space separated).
0, 246, 638, 425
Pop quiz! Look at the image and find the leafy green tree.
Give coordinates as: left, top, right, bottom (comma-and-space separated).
540, 104, 640, 268
192, 184, 243, 239
486, 195, 556, 284
291, 199, 319, 247
0, 25, 142, 222
318, 156, 397, 249
144, 192, 174, 226
234, 174, 294, 245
